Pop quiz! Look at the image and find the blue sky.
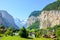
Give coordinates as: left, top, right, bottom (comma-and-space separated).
0, 0, 56, 20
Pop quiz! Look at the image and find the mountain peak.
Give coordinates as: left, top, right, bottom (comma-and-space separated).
0, 10, 19, 29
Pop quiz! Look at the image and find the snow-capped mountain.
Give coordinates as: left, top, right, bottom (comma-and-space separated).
14, 18, 27, 28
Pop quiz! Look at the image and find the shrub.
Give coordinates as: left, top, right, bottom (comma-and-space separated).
56, 27, 60, 37
0, 34, 4, 37
19, 27, 28, 38
5, 28, 13, 36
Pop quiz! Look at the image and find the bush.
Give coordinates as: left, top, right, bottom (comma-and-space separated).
0, 25, 6, 34
56, 27, 60, 37
5, 28, 13, 36
0, 34, 4, 37
19, 27, 28, 38
35, 29, 47, 38
35, 29, 41, 38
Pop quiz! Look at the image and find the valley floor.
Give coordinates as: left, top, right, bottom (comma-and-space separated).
1, 36, 53, 40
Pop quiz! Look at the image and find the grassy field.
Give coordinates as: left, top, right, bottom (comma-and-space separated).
33, 38, 52, 40
1, 36, 28, 40
1, 36, 53, 40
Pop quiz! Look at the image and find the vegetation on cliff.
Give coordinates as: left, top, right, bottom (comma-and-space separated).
29, 1, 60, 18
29, 11, 41, 17
28, 0, 60, 30
43, 1, 60, 10
28, 20, 40, 30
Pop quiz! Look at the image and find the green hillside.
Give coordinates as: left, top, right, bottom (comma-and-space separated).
28, 20, 40, 30
29, 1, 60, 18
43, 1, 60, 10
28, 1, 60, 30
29, 11, 41, 17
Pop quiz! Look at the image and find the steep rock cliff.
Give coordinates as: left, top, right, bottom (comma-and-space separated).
27, 16, 37, 27
38, 10, 60, 29
0, 10, 19, 29
27, 1, 60, 29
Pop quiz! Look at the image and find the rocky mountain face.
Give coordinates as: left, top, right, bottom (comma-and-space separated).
27, 10, 60, 29
27, 1, 60, 29
26, 16, 37, 27
15, 18, 27, 28
27, 11, 40, 27
38, 10, 60, 29
0, 10, 19, 29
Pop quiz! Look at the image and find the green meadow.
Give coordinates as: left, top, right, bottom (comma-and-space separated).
1, 36, 52, 40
